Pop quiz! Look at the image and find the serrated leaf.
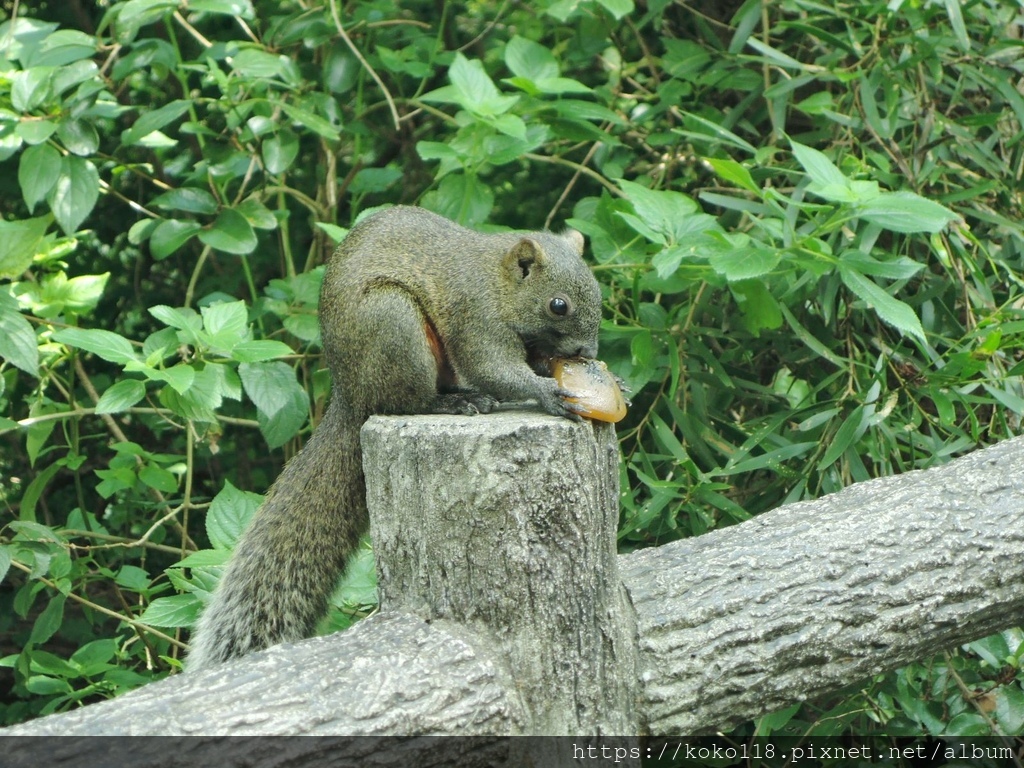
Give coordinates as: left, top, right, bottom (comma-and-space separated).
201, 300, 248, 340
856, 191, 959, 234
95, 379, 147, 414
149, 304, 202, 333
256, 383, 308, 448
505, 37, 559, 82
198, 208, 257, 255
231, 339, 294, 362
840, 267, 926, 341
790, 140, 848, 192
618, 179, 700, 244
0, 214, 52, 279
315, 222, 348, 243
708, 243, 781, 281
238, 360, 297, 418
19, 143, 61, 212
52, 327, 137, 364
596, 0, 634, 19
136, 362, 195, 394
137, 594, 201, 628
207, 480, 262, 549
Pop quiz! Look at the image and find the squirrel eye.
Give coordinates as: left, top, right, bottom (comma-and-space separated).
549, 296, 570, 316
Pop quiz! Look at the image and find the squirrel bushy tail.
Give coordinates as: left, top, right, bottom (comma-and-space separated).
186, 401, 365, 670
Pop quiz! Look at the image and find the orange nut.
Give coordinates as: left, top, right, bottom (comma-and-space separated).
552, 358, 628, 423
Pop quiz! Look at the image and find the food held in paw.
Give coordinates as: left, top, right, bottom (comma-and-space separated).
552, 358, 628, 423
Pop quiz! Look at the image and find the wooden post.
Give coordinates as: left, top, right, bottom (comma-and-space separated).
361, 412, 640, 738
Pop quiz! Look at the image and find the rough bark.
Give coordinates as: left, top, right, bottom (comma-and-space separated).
361, 413, 640, 738
0, 613, 519, 737
622, 434, 1024, 735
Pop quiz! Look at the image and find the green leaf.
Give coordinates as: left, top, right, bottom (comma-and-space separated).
0, 214, 51, 278
426, 53, 519, 117
0, 291, 40, 376
618, 179, 700, 244
840, 268, 926, 341
29, 594, 66, 645
11, 67, 54, 112
198, 208, 257, 255
121, 99, 192, 145
16, 119, 57, 145
95, 379, 147, 414
995, 684, 1024, 734
18, 143, 62, 212
706, 158, 759, 194
231, 340, 294, 362
256, 383, 308, 448
186, 0, 255, 16
18, 463, 61, 521
150, 219, 202, 260
856, 191, 959, 234
200, 300, 248, 341
235, 198, 277, 230
232, 48, 286, 79
731, 280, 783, 335
238, 360, 297, 418
47, 156, 100, 235
817, 406, 867, 470
505, 37, 559, 83
150, 187, 218, 215
138, 464, 178, 493
52, 328, 137, 364
277, 100, 341, 141
29, 29, 96, 67
790, 140, 849, 193
596, 0, 634, 19
137, 594, 201, 628
0, 546, 11, 585
133, 362, 195, 395
149, 304, 202, 336
207, 480, 262, 549
708, 242, 781, 281
56, 117, 100, 156
262, 128, 299, 174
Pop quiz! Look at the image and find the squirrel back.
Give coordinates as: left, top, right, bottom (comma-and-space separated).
187, 206, 601, 669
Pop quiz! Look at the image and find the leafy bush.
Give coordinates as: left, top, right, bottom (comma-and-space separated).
0, 0, 1021, 741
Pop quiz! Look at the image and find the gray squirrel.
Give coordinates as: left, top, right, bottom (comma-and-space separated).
186, 206, 601, 669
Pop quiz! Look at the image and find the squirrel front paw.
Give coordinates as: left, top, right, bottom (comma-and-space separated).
536, 380, 586, 422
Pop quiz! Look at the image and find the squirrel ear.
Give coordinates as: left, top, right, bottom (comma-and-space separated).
563, 229, 584, 255
504, 237, 546, 280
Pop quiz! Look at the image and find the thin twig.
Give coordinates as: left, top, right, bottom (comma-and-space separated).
328, 0, 400, 130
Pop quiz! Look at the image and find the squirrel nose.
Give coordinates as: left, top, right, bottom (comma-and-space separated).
575, 344, 598, 359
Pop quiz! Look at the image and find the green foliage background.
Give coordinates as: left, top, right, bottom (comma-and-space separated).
1, 0, 1023, 743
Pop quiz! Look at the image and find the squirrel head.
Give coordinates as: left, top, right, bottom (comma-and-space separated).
500, 230, 601, 360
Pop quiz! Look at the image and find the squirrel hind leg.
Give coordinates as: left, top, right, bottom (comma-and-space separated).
338, 288, 446, 416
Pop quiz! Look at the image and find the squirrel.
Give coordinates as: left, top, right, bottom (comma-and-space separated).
186, 206, 602, 670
